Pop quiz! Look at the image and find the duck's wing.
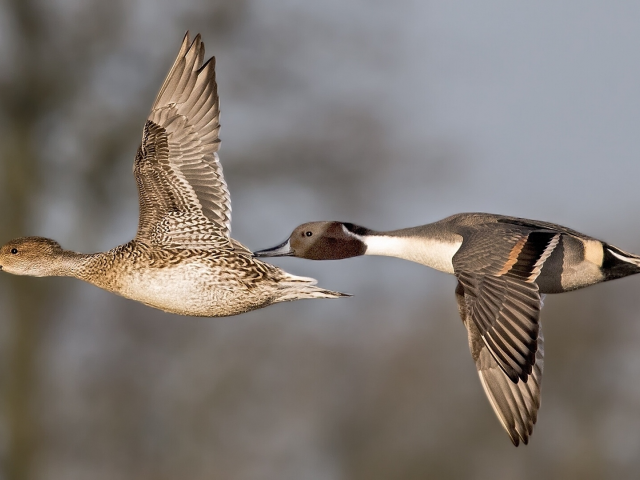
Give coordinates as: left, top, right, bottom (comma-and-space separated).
456, 282, 544, 446
452, 227, 559, 383
495, 216, 591, 240
134, 32, 232, 250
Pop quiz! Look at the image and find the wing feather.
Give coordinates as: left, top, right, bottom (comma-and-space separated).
454, 229, 558, 382
134, 32, 232, 249
456, 282, 544, 446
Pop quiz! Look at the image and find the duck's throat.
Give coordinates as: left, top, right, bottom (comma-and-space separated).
363, 234, 462, 274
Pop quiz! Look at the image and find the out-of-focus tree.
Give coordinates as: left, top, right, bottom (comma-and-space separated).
0, 1, 130, 478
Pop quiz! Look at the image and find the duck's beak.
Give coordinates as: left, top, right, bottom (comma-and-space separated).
253, 239, 294, 257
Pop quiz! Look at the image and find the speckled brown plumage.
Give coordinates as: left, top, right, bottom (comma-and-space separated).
0, 33, 347, 317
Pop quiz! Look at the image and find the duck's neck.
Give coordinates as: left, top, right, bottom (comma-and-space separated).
47, 250, 94, 278
355, 225, 463, 274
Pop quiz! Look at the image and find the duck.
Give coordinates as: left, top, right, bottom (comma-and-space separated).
0, 32, 348, 317
253, 212, 640, 445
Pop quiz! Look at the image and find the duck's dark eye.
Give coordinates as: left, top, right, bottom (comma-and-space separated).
305, 231, 313, 237
10, 248, 18, 254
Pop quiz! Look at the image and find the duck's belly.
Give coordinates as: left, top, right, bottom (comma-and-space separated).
109, 263, 270, 317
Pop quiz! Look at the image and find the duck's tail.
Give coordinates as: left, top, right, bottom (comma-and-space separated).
603, 244, 640, 279
276, 272, 350, 302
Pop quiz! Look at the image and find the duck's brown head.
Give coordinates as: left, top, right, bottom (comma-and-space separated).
0, 237, 64, 276
253, 221, 371, 260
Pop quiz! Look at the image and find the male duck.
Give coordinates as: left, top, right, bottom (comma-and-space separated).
0, 33, 347, 316
254, 212, 640, 445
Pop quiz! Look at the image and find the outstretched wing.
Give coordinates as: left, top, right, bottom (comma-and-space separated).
453, 228, 559, 383
456, 282, 544, 446
134, 32, 232, 249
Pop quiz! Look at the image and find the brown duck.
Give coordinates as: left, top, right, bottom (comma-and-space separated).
0, 33, 347, 316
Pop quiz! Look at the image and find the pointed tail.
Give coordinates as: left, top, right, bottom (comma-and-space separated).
603, 244, 640, 279
276, 272, 350, 302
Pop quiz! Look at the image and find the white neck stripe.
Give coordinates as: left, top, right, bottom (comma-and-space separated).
363, 234, 462, 274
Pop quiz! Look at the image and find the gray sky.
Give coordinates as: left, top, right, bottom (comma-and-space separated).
210, 1, 640, 244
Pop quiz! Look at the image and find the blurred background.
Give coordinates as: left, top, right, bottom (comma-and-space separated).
1, 0, 640, 479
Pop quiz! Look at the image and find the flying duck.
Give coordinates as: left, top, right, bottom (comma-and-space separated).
253, 212, 640, 445
0, 33, 347, 316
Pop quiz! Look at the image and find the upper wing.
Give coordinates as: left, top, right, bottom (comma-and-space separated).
134, 32, 232, 249
453, 227, 559, 382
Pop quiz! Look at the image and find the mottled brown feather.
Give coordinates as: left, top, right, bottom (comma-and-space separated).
135, 33, 231, 249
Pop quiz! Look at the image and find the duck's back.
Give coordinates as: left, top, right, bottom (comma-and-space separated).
441, 213, 640, 294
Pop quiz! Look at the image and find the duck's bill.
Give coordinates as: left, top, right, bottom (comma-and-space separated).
253, 239, 294, 257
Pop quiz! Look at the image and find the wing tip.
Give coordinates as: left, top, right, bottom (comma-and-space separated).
179, 30, 202, 54
508, 424, 533, 447
478, 366, 538, 447
190, 32, 203, 56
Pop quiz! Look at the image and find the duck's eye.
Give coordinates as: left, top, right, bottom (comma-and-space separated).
305, 231, 313, 237
10, 248, 18, 254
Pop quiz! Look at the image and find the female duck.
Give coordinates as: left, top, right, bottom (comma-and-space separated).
253, 213, 640, 445
0, 33, 346, 317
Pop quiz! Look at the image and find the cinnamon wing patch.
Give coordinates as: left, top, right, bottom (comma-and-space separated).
507, 231, 560, 282
454, 227, 559, 278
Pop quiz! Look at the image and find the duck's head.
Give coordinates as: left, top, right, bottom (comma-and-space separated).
253, 221, 371, 260
0, 237, 64, 276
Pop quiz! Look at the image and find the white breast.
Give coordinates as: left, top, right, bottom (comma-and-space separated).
363, 235, 463, 274
116, 263, 218, 314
